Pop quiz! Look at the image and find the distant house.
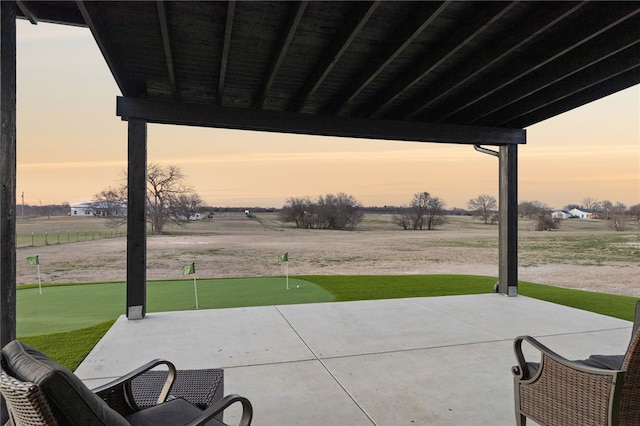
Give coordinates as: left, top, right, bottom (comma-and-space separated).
70, 201, 127, 217
70, 203, 94, 216
551, 210, 571, 219
568, 208, 593, 219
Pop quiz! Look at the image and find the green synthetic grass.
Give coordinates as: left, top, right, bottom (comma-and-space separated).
518, 281, 638, 322
301, 274, 497, 301
20, 321, 115, 371
15, 274, 639, 371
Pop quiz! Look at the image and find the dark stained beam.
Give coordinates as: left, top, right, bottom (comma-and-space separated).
396, 2, 586, 121
217, 1, 235, 105
288, 1, 379, 112
321, 1, 449, 115
126, 119, 147, 320
430, 3, 640, 124
255, 1, 307, 109
364, 1, 518, 119
498, 145, 518, 296
156, 1, 177, 98
0, 2, 17, 421
117, 96, 525, 145
0, 0, 17, 350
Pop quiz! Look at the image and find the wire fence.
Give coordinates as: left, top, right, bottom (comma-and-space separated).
17, 228, 125, 248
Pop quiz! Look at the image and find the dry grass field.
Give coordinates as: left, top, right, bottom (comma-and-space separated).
16, 213, 640, 297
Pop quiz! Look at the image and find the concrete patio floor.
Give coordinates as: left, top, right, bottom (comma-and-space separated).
75, 294, 633, 425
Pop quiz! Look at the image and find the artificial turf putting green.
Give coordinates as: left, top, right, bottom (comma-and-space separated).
17, 277, 331, 337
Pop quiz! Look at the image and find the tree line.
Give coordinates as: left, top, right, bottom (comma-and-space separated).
25, 166, 639, 234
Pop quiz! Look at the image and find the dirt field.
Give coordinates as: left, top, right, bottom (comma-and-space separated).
16, 213, 640, 297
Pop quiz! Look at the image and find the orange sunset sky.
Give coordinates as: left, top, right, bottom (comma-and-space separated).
15, 20, 639, 210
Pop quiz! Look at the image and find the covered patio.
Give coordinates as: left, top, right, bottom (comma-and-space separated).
75, 294, 633, 425
1, 2, 639, 424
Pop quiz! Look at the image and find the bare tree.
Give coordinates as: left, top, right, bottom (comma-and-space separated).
97, 164, 203, 234
392, 208, 412, 230
535, 212, 561, 231
423, 194, 446, 230
629, 204, 640, 224
281, 196, 314, 228
607, 202, 628, 231
519, 200, 549, 219
394, 192, 446, 230
468, 194, 497, 224
171, 192, 205, 222
146, 164, 192, 234
581, 197, 600, 211
281, 193, 363, 230
410, 192, 430, 230
94, 187, 127, 217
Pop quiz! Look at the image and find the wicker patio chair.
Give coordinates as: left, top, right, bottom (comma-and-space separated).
0, 372, 57, 426
512, 327, 640, 426
588, 300, 640, 370
0, 340, 252, 426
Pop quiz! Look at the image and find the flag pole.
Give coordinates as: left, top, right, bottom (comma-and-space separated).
193, 275, 199, 309
285, 260, 289, 290
37, 264, 42, 295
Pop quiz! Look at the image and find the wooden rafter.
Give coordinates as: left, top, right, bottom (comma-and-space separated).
288, 1, 379, 112
321, 1, 450, 115
255, 1, 307, 109
156, 1, 176, 98
76, 1, 128, 95
363, 1, 518, 119
473, 31, 640, 126
398, 2, 586, 121
217, 0, 235, 105
431, 4, 640, 124
508, 67, 640, 129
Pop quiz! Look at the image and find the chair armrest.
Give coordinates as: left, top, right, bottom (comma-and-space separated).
93, 359, 177, 411
513, 336, 624, 426
184, 394, 253, 426
513, 335, 623, 379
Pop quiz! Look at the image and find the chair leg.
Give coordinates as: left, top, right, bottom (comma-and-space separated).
516, 412, 526, 426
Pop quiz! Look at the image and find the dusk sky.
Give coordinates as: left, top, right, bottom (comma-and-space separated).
15, 20, 639, 210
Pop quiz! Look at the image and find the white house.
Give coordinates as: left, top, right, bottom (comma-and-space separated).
69, 203, 94, 216
70, 201, 127, 217
568, 208, 593, 219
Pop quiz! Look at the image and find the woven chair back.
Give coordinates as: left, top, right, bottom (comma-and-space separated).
0, 372, 58, 426
619, 328, 640, 425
